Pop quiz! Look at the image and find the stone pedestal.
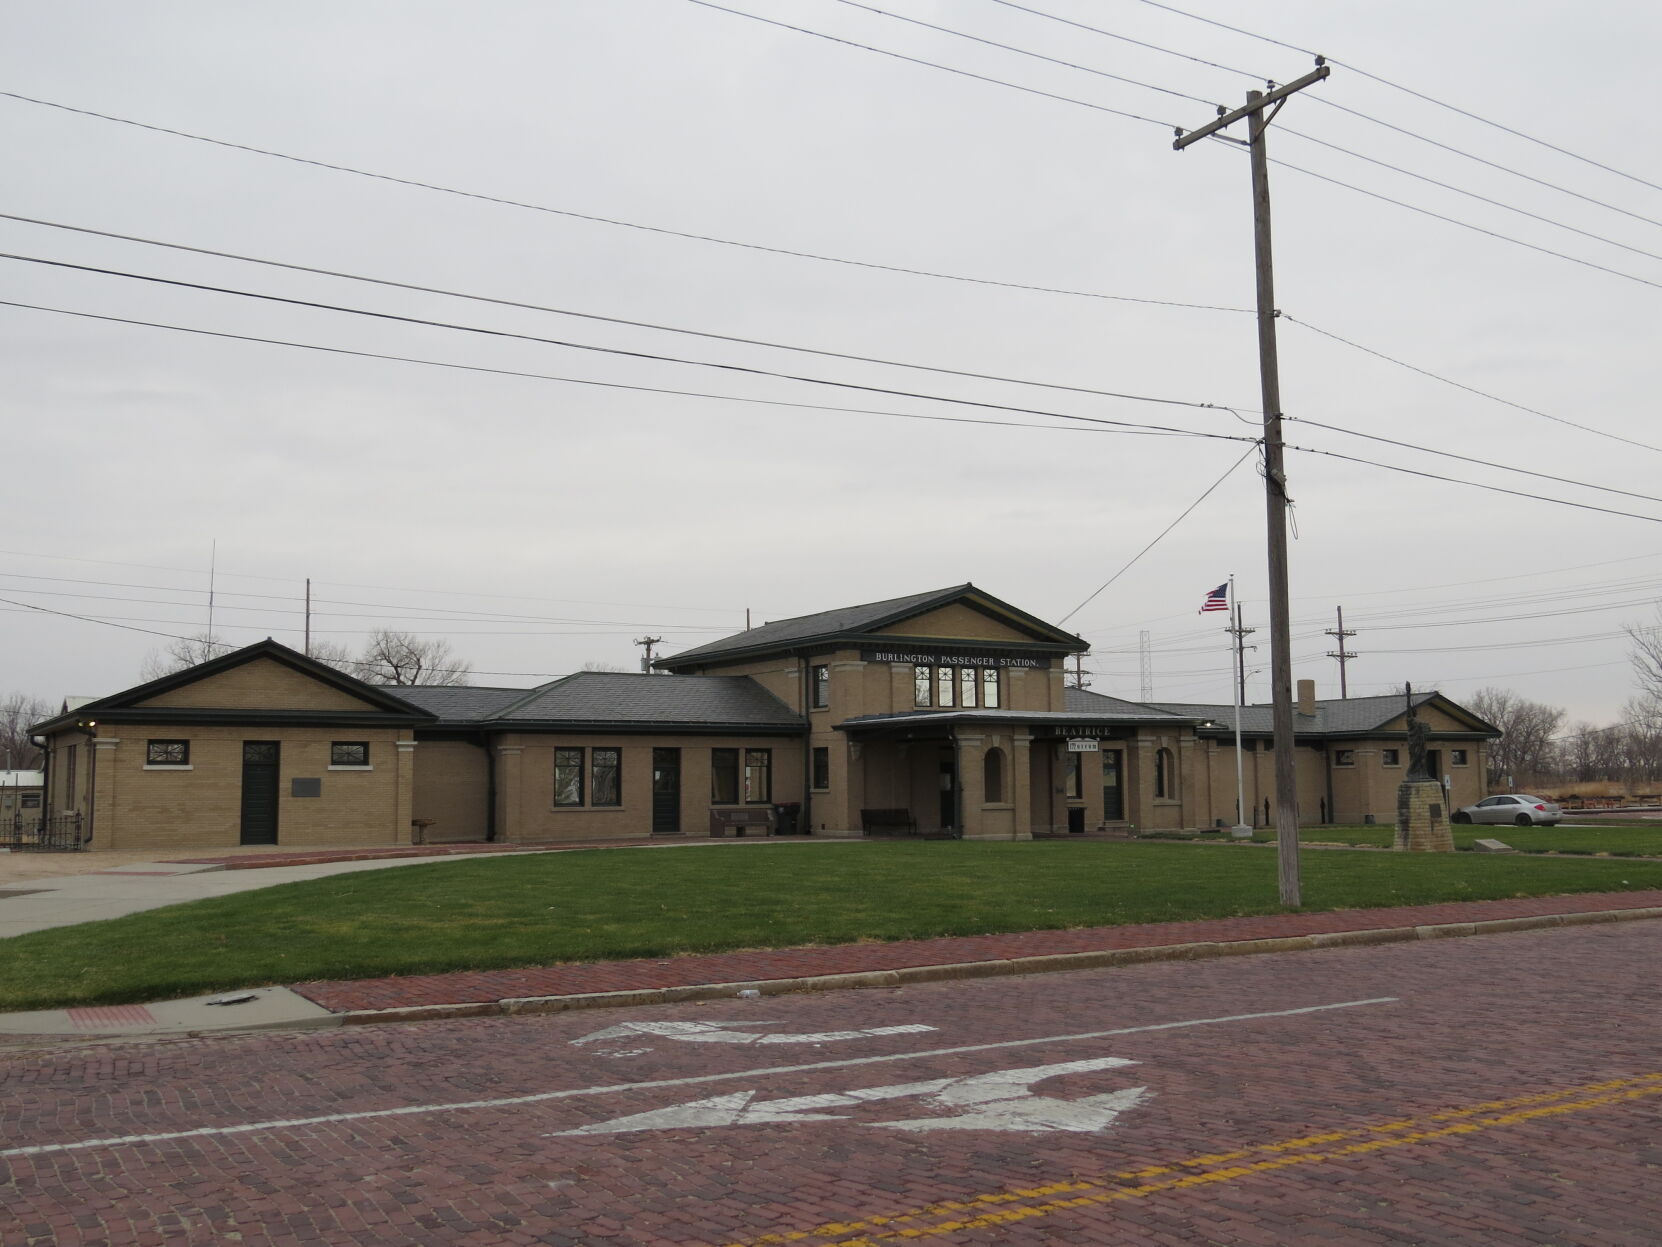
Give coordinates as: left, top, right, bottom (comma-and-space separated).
1395, 779, 1454, 852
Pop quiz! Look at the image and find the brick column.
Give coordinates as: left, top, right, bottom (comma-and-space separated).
395, 739, 418, 844
495, 746, 523, 844
1012, 731, 1033, 838
89, 737, 120, 850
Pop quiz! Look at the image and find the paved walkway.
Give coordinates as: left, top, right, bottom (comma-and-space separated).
293, 887, 1662, 1012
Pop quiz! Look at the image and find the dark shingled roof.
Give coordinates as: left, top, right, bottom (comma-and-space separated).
379, 685, 530, 722
661, 586, 974, 666
1065, 688, 1193, 721
1149, 690, 1472, 736
481, 672, 801, 729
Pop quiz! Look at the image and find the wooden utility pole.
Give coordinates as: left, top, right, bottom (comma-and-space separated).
304, 578, 312, 656
1175, 60, 1329, 907
1226, 600, 1255, 708
1070, 652, 1092, 690
1325, 605, 1357, 698
635, 635, 662, 672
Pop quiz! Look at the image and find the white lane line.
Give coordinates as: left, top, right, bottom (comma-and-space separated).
0, 997, 1396, 1159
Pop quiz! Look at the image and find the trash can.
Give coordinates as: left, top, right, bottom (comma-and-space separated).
772, 802, 802, 836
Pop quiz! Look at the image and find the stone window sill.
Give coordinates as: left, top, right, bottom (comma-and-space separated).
328, 765, 373, 772
143, 764, 193, 771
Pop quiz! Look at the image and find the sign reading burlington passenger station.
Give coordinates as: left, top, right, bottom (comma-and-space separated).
860, 650, 1050, 668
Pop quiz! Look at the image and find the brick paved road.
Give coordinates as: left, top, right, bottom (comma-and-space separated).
4, 923, 1659, 1246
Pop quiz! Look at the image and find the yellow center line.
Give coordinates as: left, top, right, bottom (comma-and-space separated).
715, 1071, 1662, 1247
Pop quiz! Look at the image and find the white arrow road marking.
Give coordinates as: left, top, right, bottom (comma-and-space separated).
0, 998, 1395, 1159
571, 1020, 937, 1048
551, 1056, 1142, 1136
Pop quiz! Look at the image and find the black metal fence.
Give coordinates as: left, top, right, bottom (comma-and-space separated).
1, 812, 85, 852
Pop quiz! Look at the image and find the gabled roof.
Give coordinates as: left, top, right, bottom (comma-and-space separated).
416, 672, 803, 733
1065, 688, 1195, 721
658, 584, 1086, 670
31, 638, 436, 733
383, 685, 530, 722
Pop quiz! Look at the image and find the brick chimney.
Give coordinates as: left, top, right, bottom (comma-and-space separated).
1297, 679, 1317, 716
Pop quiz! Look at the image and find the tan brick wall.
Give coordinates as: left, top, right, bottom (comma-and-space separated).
75, 725, 414, 851
494, 732, 804, 842
411, 739, 490, 842
135, 657, 381, 712
879, 605, 1034, 643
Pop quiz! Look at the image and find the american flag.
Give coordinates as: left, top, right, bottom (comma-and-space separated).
1199, 583, 1229, 614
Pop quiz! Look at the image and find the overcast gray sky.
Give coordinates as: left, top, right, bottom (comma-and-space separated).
5, 0, 1661, 727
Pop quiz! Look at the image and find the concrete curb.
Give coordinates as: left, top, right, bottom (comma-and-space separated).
328, 904, 1662, 1029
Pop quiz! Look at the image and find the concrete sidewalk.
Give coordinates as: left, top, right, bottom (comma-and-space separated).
5, 887, 1660, 1043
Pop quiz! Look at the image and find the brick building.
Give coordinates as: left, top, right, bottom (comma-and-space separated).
31, 584, 1499, 850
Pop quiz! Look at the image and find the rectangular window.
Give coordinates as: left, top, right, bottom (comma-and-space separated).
812, 746, 830, 790
711, 748, 739, 804
329, 741, 370, 767
1334, 749, 1355, 767
743, 749, 772, 803
65, 745, 76, 799
981, 668, 1000, 708
21, 793, 40, 809
812, 665, 830, 709
146, 739, 190, 766
913, 665, 932, 707
553, 748, 584, 806
937, 667, 955, 708
1451, 749, 1469, 766
1381, 749, 1400, 766
959, 667, 977, 708
591, 748, 621, 806
1065, 752, 1083, 799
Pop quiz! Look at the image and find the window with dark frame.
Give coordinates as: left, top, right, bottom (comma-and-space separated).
936, 667, 955, 708
981, 668, 1000, 708
711, 748, 740, 804
913, 665, 932, 707
1382, 749, 1400, 766
146, 739, 190, 766
983, 747, 1005, 803
553, 748, 584, 806
812, 665, 830, 709
812, 746, 830, 790
1451, 749, 1469, 766
1065, 752, 1083, 799
1334, 749, 1356, 767
591, 748, 621, 806
329, 741, 369, 767
743, 748, 772, 803
1155, 748, 1175, 798
21, 793, 40, 809
959, 667, 977, 708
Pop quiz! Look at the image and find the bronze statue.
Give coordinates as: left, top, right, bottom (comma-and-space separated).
1405, 683, 1431, 780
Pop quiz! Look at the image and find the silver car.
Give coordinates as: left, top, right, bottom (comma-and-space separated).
1453, 794, 1561, 827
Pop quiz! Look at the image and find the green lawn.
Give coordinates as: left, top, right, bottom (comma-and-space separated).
3, 842, 1661, 1012
1159, 822, 1662, 856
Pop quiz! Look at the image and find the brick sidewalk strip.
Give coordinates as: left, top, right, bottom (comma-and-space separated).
292, 887, 1662, 1014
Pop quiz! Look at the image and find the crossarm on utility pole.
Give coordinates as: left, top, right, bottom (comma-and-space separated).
1173, 64, 1329, 150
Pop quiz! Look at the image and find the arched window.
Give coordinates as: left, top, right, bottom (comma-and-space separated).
1155, 747, 1176, 799
983, 747, 1006, 803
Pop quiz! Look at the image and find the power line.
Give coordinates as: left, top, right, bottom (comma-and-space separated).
1125, 0, 1662, 196
0, 298, 1256, 450
1277, 127, 1662, 265
0, 212, 1257, 408
0, 91, 1242, 314
827, 0, 1221, 106
0, 250, 1252, 422
679, 0, 1179, 129
1289, 416, 1662, 505
1057, 441, 1258, 623
981, 0, 1262, 80
1283, 315, 1662, 455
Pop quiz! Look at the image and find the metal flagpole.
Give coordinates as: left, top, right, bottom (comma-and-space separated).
1230, 579, 1251, 839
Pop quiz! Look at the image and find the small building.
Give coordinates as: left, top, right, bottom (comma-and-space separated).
0, 770, 45, 824
31, 584, 1500, 850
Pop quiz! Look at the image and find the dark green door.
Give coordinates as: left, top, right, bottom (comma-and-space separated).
652, 748, 681, 834
1102, 750, 1124, 821
240, 741, 280, 845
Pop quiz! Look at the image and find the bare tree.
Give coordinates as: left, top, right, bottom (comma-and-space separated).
1625, 609, 1662, 706
301, 639, 364, 676
138, 633, 232, 681
1468, 687, 1565, 789
354, 629, 472, 686
579, 661, 626, 672
0, 693, 50, 769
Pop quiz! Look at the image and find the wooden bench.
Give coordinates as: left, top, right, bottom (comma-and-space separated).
861, 808, 918, 837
